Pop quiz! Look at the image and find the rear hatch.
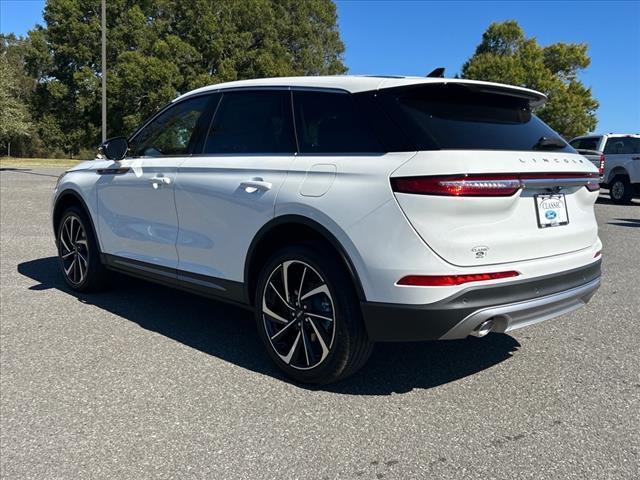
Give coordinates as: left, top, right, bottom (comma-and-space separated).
375, 82, 600, 267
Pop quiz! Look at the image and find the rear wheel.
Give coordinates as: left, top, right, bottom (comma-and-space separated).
57, 206, 108, 292
609, 175, 633, 204
254, 243, 373, 384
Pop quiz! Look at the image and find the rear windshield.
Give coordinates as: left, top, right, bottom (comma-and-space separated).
570, 137, 601, 151
374, 84, 575, 153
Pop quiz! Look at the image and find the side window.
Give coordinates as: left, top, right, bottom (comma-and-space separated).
204, 90, 295, 154
293, 90, 382, 153
569, 139, 582, 149
604, 137, 640, 154
130, 95, 212, 157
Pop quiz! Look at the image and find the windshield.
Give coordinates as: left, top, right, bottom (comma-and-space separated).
374, 84, 575, 153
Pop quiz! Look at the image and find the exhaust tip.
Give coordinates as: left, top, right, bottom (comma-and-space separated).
470, 319, 494, 338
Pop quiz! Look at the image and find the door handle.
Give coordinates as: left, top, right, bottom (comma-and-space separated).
150, 175, 172, 189
240, 178, 272, 193
632, 156, 640, 160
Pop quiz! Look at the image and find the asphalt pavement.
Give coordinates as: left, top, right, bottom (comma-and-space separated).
1, 167, 639, 479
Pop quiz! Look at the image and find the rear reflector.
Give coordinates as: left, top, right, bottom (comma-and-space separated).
586, 178, 600, 191
397, 271, 520, 287
391, 173, 601, 197
594, 250, 602, 258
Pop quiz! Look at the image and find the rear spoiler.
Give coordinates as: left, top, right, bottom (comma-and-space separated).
377, 78, 547, 107
464, 83, 547, 108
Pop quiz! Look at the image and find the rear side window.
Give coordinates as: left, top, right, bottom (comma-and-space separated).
376, 84, 575, 153
204, 90, 295, 154
603, 137, 640, 154
293, 91, 382, 153
570, 137, 601, 151
130, 95, 212, 157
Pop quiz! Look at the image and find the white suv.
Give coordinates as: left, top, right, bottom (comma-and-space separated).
52, 76, 602, 384
569, 134, 640, 203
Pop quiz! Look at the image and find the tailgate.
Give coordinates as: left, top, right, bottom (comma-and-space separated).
391, 150, 600, 267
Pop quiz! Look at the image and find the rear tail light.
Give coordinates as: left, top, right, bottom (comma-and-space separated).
391, 173, 601, 197
391, 175, 521, 196
397, 271, 520, 287
598, 154, 605, 176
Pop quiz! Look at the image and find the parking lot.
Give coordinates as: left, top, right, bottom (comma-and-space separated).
1, 166, 638, 479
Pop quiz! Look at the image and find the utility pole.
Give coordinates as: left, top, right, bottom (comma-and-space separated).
101, 0, 107, 142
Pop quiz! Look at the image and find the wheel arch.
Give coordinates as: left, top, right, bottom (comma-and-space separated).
53, 189, 102, 252
607, 166, 630, 184
244, 215, 366, 306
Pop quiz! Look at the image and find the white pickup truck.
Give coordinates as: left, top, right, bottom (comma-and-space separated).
569, 134, 640, 204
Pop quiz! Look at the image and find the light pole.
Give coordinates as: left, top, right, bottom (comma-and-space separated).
101, 0, 106, 142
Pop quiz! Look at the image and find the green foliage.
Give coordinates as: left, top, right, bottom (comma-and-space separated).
462, 20, 598, 139
0, 44, 32, 149
8, 0, 346, 156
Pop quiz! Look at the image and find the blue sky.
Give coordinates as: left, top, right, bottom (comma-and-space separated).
2, 0, 639, 133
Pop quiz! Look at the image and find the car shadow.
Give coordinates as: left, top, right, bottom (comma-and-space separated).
597, 191, 640, 206
17, 256, 520, 395
608, 218, 640, 228
596, 192, 617, 205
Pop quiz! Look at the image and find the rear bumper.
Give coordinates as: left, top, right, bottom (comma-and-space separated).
361, 260, 601, 342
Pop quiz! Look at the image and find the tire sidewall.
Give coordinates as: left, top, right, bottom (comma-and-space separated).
254, 244, 355, 383
610, 176, 631, 203
56, 206, 100, 291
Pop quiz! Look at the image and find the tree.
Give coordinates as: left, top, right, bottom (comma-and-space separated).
20, 0, 346, 156
0, 40, 32, 154
461, 21, 598, 139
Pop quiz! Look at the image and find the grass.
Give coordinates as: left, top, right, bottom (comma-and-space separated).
0, 157, 87, 168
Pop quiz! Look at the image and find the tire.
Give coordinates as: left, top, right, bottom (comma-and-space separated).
254, 243, 373, 384
56, 206, 109, 292
609, 175, 633, 204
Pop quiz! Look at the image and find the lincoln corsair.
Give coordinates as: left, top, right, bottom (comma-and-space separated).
52, 76, 602, 383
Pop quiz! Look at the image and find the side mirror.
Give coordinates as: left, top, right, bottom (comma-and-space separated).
99, 136, 129, 160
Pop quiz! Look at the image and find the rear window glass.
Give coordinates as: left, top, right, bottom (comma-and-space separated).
376, 84, 575, 153
293, 91, 382, 153
570, 137, 601, 151
603, 136, 640, 154
204, 90, 295, 154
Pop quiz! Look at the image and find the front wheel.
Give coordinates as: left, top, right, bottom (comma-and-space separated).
609, 175, 633, 204
57, 206, 108, 292
254, 244, 373, 384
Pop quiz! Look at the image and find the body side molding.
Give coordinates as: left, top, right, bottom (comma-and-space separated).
101, 254, 250, 309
